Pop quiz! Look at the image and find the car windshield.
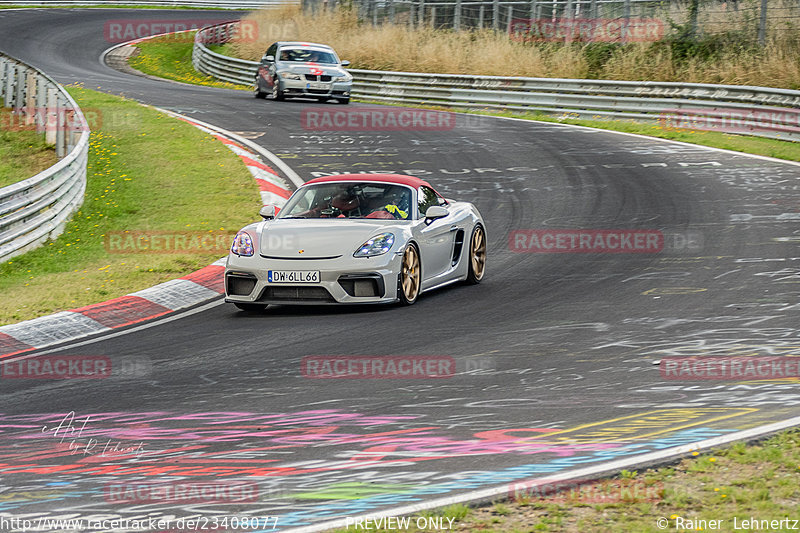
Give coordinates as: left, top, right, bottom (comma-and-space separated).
278, 48, 338, 64
279, 182, 413, 220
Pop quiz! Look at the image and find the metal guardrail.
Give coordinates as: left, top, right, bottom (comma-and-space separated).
0, 52, 89, 263
0, 0, 296, 8
192, 22, 800, 142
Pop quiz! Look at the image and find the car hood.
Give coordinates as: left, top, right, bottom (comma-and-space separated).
259, 219, 400, 258
275, 61, 348, 77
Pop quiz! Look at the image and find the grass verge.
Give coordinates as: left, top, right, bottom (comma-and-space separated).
0, 105, 58, 188
329, 429, 800, 532
128, 34, 249, 91
0, 86, 260, 325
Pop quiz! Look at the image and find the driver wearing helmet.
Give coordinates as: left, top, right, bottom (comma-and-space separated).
381, 189, 409, 219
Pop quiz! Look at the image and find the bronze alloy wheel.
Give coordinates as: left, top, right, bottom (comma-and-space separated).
467, 225, 486, 284
400, 245, 421, 304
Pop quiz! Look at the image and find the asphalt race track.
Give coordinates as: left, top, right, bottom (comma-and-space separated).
1, 9, 800, 531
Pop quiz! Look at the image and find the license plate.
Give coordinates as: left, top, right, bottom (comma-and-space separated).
307, 82, 330, 90
268, 270, 320, 283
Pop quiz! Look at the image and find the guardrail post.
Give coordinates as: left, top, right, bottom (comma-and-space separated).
506, 4, 513, 33
418, 0, 425, 26
430, 5, 436, 26
0, 57, 6, 105
478, 4, 484, 29
454, 0, 461, 30
758, 0, 767, 45
56, 93, 66, 158
408, 1, 415, 27
4, 61, 14, 108
45, 86, 58, 146
388, 0, 395, 22
492, 0, 499, 29
35, 76, 46, 133
529, 0, 538, 23
25, 70, 37, 126
14, 64, 25, 111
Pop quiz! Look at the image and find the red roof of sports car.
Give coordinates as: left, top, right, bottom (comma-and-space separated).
304, 174, 434, 189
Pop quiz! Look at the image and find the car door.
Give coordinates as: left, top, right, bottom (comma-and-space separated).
416, 186, 456, 282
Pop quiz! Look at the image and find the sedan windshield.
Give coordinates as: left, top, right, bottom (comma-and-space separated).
279, 183, 412, 220
278, 48, 338, 64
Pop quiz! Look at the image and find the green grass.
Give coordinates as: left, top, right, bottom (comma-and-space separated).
128, 34, 249, 91
328, 430, 800, 532
0, 86, 260, 325
0, 105, 58, 188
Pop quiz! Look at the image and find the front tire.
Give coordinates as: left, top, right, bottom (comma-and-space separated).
234, 302, 267, 312
254, 79, 267, 99
272, 83, 285, 101
466, 224, 486, 284
337, 97, 350, 105
398, 244, 421, 305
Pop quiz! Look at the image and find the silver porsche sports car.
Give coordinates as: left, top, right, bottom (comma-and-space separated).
253, 41, 352, 104
225, 174, 487, 310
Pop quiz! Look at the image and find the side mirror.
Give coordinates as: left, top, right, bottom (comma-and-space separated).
263, 55, 275, 62
259, 205, 277, 220
424, 205, 448, 221
340, 60, 350, 67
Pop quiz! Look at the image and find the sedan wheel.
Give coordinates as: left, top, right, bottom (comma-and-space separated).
253, 79, 267, 99
272, 83, 285, 101
399, 245, 421, 305
466, 225, 486, 284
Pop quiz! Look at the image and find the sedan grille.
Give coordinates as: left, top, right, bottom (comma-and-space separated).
305, 74, 333, 82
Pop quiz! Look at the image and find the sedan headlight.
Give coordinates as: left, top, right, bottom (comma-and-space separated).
278, 71, 302, 80
335, 72, 353, 82
354, 233, 395, 258
231, 231, 254, 256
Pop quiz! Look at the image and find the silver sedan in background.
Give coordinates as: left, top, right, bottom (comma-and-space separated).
254, 41, 352, 104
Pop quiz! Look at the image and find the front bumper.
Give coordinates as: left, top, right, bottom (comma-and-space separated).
224, 251, 401, 305
278, 77, 351, 99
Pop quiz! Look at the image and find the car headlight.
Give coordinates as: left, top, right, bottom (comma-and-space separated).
231, 231, 254, 256
354, 233, 395, 258
335, 72, 353, 82
278, 71, 302, 80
